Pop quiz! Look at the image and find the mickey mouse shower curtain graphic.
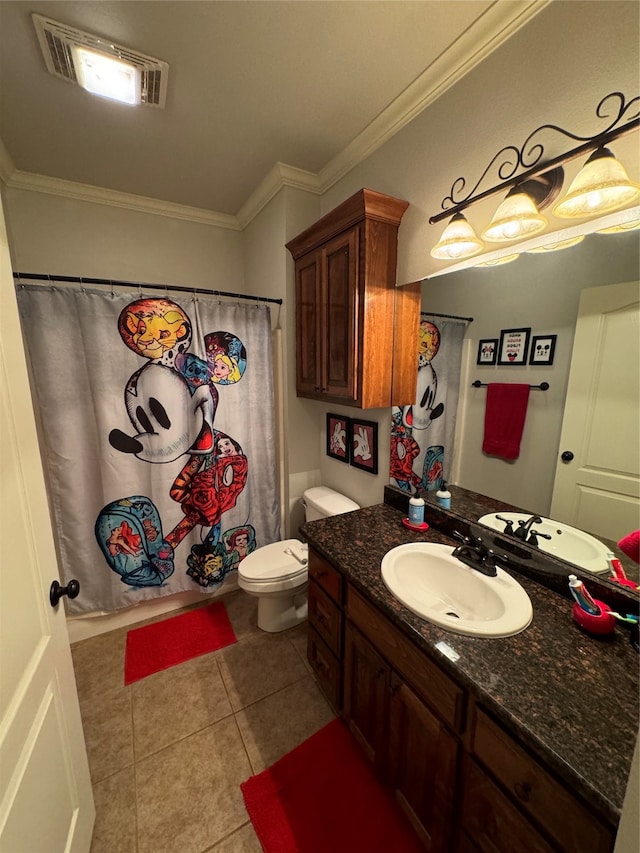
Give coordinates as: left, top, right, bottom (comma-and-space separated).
17, 285, 281, 614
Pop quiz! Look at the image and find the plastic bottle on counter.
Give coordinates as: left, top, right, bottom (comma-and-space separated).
436, 481, 451, 510
408, 496, 425, 525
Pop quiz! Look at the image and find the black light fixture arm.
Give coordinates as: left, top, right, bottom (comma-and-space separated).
429, 91, 640, 225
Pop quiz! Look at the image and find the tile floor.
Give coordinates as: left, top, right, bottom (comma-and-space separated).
71, 590, 336, 853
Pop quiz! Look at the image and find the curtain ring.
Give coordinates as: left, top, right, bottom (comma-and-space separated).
138, 281, 142, 298
110, 279, 115, 298
80, 275, 86, 295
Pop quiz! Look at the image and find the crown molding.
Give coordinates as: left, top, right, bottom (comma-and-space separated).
318, 0, 552, 192
5, 170, 241, 230
236, 162, 321, 229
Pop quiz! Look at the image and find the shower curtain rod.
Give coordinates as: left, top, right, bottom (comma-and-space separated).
421, 310, 474, 322
13, 271, 283, 305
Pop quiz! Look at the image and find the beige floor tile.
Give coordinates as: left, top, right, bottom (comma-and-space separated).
133, 652, 233, 759
206, 822, 262, 852
136, 716, 252, 853
218, 632, 307, 711
222, 590, 262, 642
72, 628, 128, 702
80, 687, 134, 784
90, 767, 137, 853
235, 675, 335, 773
286, 622, 312, 673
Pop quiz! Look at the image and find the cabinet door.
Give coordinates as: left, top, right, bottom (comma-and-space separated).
343, 623, 388, 771
323, 229, 358, 402
388, 675, 458, 852
295, 250, 322, 396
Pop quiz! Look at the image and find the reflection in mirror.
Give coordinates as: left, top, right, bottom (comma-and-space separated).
416, 227, 639, 594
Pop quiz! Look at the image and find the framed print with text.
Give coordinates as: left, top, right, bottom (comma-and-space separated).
349, 418, 378, 474
529, 334, 557, 365
326, 413, 350, 462
498, 327, 531, 365
477, 338, 498, 365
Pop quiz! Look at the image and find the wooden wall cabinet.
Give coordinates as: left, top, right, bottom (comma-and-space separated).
306, 546, 616, 853
286, 188, 420, 409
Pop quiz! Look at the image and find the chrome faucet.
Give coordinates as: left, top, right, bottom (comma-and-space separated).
451, 532, 504, 578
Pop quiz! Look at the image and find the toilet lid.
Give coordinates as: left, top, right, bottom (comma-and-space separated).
238, 539, 308, 584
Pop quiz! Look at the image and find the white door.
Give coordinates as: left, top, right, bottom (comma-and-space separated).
0, 206, 95, 850
550, 280, 640, 541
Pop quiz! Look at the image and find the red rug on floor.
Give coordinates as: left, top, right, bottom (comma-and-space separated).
241, 718, 423, 852
124, 601, 237, 684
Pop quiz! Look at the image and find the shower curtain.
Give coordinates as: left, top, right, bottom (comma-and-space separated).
390, 314, 470, 494
17, 285, 280, 614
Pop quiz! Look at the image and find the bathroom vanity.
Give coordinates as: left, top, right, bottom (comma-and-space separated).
302, 491, 639, 853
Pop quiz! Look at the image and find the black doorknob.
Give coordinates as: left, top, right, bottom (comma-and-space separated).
561, 450, 574, 462
50, 579, 80, 608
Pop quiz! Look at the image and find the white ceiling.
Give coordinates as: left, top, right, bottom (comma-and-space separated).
0, 1, 548, 219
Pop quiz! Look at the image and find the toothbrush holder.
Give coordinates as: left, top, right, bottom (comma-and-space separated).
572, 601, 616, 636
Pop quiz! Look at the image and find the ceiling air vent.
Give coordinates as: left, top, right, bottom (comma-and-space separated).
32, 13, 169, 108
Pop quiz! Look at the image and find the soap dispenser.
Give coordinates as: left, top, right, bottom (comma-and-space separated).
436, 481, 451, 510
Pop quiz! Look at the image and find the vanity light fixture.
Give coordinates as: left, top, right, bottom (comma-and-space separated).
553, 148, 640, 218
526, 234, 585, 253
428, 91, 639, 263
596, 218, 640, 234
430, 213, 484, 260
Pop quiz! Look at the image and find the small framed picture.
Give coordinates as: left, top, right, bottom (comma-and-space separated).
529, 334, 557, 365
350, 418, 379, 474
498, 327, 531, 365
477, 338, 498, 365
326, 413, 350, 462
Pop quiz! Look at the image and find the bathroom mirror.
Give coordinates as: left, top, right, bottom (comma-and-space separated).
412, 226, 640, 592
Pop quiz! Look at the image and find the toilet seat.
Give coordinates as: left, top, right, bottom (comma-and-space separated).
238, 539, 308, 593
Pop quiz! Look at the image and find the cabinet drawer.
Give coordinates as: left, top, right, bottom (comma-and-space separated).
308, 580, 343, 656
347, 586, 465, 732
472, 707, 613, 853
461, 759, 555, 853
308, 549, 343, 604
307, 626, 341, 711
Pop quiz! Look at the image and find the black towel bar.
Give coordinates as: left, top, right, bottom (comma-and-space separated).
472, 380, 549, 390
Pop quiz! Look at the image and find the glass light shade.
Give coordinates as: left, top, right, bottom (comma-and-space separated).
597, 218, 640, 234
476, 253, 520, 267
526, 234, 585, 253
72, 45, 140, 105
430, 213, 484, 260
481, 191, 547, 242
552, 148, 640, 218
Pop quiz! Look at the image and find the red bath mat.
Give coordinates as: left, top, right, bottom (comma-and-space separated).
124, 601, 237, 684
241, 718, 422, 853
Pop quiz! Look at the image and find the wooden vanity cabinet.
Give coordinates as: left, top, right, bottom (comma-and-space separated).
305, 546, 617, 853
286, 188, 420, 409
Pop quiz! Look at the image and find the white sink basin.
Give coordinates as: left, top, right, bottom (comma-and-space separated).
478, 513, 610, 574
381, 542, 532, 638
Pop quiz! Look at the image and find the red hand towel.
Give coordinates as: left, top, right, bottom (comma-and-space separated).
618, 530, 640, 564
482, 383, 531, 460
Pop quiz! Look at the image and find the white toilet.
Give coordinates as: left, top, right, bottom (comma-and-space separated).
237, 486, 359, 632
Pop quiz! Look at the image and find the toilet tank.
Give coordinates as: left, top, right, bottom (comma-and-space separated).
302, 486, 359, 521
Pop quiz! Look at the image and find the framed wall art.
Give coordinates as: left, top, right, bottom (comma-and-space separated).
498, 327, 531, 365
326, 413, 350, 462
350, 418, 378, 474
529, 334, 557, 365
477, 338, 498, 365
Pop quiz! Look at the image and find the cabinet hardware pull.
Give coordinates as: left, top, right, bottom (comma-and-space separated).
376, 667, 385, 679
514, 781, 532, 802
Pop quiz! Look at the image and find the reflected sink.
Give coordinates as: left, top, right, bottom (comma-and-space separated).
381, 542, 532, 638
478, 513, 611, 574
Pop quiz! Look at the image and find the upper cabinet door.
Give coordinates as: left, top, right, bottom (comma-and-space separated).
324, 228, 358, 402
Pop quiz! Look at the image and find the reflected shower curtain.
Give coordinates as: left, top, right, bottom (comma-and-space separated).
390, 315, 470, 494
17, 285, 280, 614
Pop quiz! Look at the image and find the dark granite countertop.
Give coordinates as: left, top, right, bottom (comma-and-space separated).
301, 500, 639, 828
